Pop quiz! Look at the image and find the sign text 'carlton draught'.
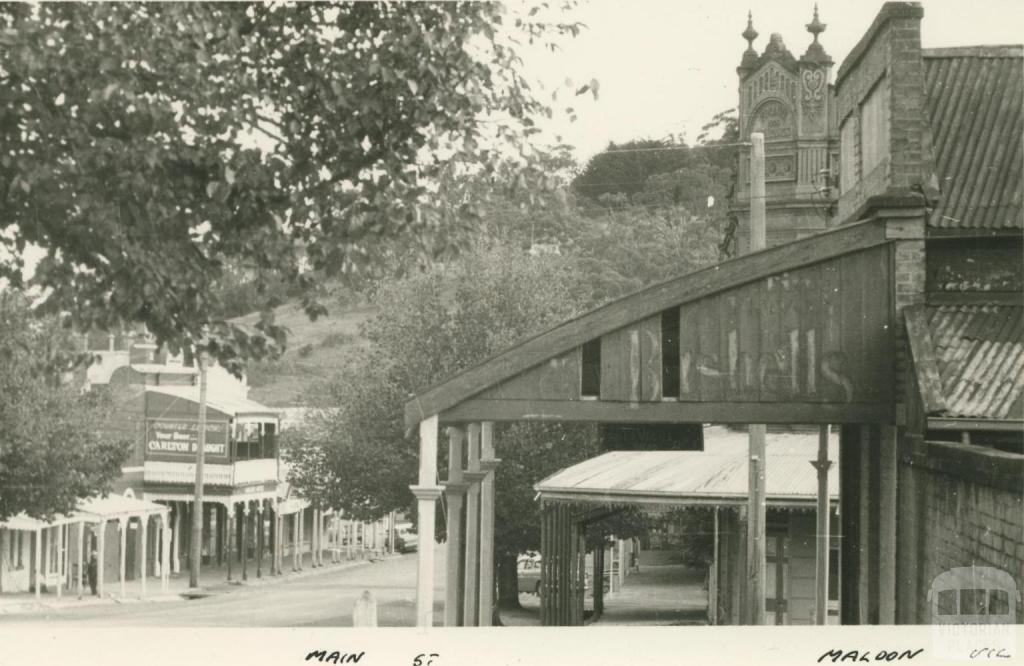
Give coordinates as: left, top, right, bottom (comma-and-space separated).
145, 419, 230, 462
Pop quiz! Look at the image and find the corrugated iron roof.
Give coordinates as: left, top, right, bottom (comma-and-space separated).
146, 385, 280, 418
536, 428, 838, 507
924, 46, 1023, 230
927, 305, 1024, 419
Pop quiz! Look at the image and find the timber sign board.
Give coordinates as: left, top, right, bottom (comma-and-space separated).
145, 418, 230, 463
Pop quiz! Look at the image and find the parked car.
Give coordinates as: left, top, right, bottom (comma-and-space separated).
517, 552, 542, 594
517, 552, 598, 595
395, 522, 418, 553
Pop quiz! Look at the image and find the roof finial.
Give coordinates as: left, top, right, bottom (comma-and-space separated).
806, 3, 826, 43
742, 11, 759, 50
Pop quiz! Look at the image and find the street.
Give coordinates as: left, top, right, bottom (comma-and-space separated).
0, 548, 444, 627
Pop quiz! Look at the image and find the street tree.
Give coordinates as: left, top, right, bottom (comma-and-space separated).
0, 291, 129, 521
283, 243, 600, 608
0, 2, 585, 372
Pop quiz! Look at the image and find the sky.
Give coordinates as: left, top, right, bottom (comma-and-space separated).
521, 0, 1024, 162
10, 0, 1023, 282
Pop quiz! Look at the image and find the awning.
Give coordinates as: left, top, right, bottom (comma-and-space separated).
77, 495, 169, 521
146, 385, 280, 420
536, 427, 839, 508
1, 495, 169, 530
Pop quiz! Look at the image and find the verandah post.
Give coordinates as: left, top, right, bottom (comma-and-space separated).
462, 423, 483, 625
410, 415, 444, 628
478, 421, 500, 626
442, 426, 467, 626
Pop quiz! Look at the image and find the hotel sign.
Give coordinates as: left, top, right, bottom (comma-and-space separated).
145, 419, 230, 463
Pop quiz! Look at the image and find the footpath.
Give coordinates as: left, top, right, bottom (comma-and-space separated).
0, 549, 398, 617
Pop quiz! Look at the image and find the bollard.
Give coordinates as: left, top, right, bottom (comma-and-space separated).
352, 590, 378, 627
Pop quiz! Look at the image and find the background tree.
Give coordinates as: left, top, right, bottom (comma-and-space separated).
0, 291, 130, 520
0, 2, 585, 371
283, 243, 599, 608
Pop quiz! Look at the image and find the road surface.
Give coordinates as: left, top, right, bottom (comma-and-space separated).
0, 547, 445, 627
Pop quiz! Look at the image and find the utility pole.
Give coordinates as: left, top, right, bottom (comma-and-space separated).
813, 424, 833, 624
745, 131, 767, 625
189, 346, 209, 588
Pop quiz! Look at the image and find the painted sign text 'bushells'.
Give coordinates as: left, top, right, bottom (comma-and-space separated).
145, 419, 230, 462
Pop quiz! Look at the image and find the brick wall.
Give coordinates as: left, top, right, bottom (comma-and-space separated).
900, 441, 1024, 623
833, 3, 928, 222
894, 240, 926, 311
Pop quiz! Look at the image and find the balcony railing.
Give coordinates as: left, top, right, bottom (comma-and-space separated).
144, 458, 277, 487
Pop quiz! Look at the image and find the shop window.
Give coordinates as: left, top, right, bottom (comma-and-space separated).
661, 307, 680, 398
581, 338, 601, 398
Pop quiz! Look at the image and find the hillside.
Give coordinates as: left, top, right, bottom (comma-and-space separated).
234, 301, 376, 407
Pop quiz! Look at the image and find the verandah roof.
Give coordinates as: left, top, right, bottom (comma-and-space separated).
536, 427, 838, 508
0, 495, 169, 531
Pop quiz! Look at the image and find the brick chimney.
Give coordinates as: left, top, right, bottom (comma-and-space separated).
833, 2, 929, 222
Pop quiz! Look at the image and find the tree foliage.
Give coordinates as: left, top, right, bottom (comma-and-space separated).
0, 2, 583, 373
283, 244, 600, 609
0, 292, 130, 521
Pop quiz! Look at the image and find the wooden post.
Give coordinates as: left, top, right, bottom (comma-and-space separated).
593, 539, 604, 617
293, 511, 300, 571
190, 349, 209, 589
411, 415, 443, 628
879, 425, 897, 623
256, 502, 264, 578
172, 503, 181, 574
745, 132, 768, 626
746, 423, 767, 625
272, 510, 280, 574
34, 529, 42, 601
215, 504, 223, 566
66, 524, 72, 589
226, 504, 234, 582
617, 538, 626, 592
443, 426, 467, 626
241, 502, 250, 581
310, 509, 317, 567
140, 516, 148, 597
859, 426, 871, 624
56, 525, 63, 599
463, 423, 482, 626
478, 422, 499, 626
749, 131, 766, 250
317, 509, 324, 566
161, 513, 171, 592
119, 518, 127, 599
711, 507, 719, 625
42, 527, 50, 596
76, 521, 84, 599
813, 425, 833, 625
97, 520, 105, 598
347, 519, 354, 561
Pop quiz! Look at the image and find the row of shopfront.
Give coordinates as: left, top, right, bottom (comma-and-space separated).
1, 350, 396, 601
0, 496, 396, 600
